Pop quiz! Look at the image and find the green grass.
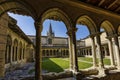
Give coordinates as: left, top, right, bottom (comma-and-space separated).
78, 57, 93, 62
42, 57, 111, 73
78, 61, 93, 69
42, 58, 69, 72
103, 58, 111, 65
78, 57, 111, 65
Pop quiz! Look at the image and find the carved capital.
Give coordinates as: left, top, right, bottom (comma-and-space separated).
89, 34, 95, 39
66, 27, 78, 36
107, 33, 118, 39
72, 27, 78, 32
106, 36, 112, 40
34, 21, 43, 32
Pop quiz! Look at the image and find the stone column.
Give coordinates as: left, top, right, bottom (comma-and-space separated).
67, 33, 73, 70
35, 21, 42, 80
90, 35, 97, 67
95, 32, 106, 76
96, 33, 104, 68
104, 47, 107, 57
106, 37, 115, 66
67, 28, 78, 72
113, 34, 120, 69
10, 45, 13, 63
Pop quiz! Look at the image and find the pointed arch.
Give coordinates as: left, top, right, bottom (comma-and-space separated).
5, 35, 12, 63
41, 8, 72, 30
76, 15, 97, 34
100, 20, 115, 36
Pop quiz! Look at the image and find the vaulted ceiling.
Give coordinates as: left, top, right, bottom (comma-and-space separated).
78, 0, 120, 14
8, 0, 120, 17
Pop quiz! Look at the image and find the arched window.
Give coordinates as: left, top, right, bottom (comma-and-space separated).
5, 35, 12, 64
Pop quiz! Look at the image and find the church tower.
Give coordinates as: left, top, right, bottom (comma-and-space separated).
47, 22, 55, 38
47, 22, 55, 45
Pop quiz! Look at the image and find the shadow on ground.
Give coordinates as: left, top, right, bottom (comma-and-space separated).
42, 58, 64, 73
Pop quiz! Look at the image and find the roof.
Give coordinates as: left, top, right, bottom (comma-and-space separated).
8, 16, 34, 45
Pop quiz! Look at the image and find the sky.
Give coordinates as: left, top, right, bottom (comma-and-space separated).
8, 13, 89, 40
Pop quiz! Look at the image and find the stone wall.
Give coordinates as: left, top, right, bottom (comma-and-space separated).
0, 13, 9, 77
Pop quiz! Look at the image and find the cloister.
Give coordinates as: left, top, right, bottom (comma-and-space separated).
0, 0, 120, 80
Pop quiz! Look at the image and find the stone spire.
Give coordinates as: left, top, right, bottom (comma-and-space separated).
47, 22, 55, 37
49, 22, 53, 34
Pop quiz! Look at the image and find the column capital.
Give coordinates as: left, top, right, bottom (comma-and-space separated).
89, 32, 101, 38
34, 21, 43, 32
106, 36, 112, 40
106, 33, 118, 39
66, 27, 78, 36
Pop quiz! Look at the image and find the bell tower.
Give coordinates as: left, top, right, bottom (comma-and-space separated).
47, 22, 55, 45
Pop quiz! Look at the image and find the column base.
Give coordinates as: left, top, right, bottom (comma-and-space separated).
98, 67, 107, 77
73, 71, 84, 80
116, 66, 120, 70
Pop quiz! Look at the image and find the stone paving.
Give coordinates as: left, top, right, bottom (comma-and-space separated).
0, 63, 35, 80
0, 62, 74, 80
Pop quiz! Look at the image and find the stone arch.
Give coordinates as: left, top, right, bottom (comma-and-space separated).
7, 35, 12, 45
100, 20, 115, 36
13, 39, 18, 61
41, 8, 72, 30
14, 39, 18, 46
0, 0, 36, 19
5, 35, 12, 63
76, 15, 97, 34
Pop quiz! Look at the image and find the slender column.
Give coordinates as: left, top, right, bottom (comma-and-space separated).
67, 28, 78, 72
90, 35, 97, 67
10, 45, 13, 63
104, 47, 107, 57
95, 32, 106, 76
106, 37, 115, 66
96, 34, 104, 68
113, 34, 120, 69
35, 21, 42, 80
67, 34, 73, 70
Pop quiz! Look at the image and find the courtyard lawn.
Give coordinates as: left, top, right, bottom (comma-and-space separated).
42, 58, 69, 72
42, 58, 92, 72
103, 58, 111, 65
78, 57, 93, 62
78, 61, 93, 69
42, 57, 111, 73
78, 57, 111, 65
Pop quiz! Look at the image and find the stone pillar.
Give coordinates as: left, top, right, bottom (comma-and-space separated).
34, 21, 42, 80
113, 34, 120, 69
96, 33, 104, 68
90, 35, 97, 67
67, 28, 78, 72
95, 33, 106, 76
67, 34, 73, 70
106, 37, 115, 66
104, 47, 107, 57
10, 45, 13, 63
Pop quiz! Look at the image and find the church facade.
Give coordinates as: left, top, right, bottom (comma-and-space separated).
28, 23, 111, 59
28, 23, 69, 58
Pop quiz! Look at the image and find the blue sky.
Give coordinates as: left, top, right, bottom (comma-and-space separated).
8, 13, 89, 40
